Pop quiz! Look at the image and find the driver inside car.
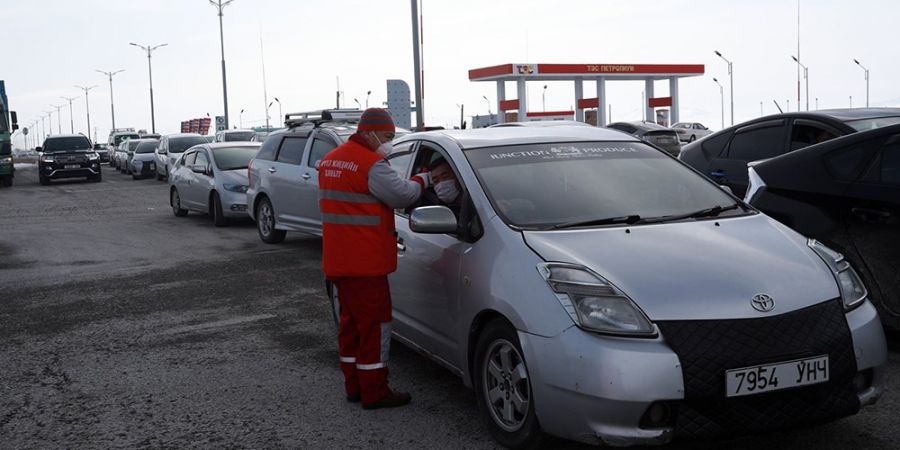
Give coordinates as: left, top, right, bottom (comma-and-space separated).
422, 156, 463, 216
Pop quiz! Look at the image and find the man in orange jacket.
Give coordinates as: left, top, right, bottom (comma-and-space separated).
318, 108, 428, 409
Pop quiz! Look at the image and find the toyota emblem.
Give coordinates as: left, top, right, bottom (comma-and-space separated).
751, 294, 775, 313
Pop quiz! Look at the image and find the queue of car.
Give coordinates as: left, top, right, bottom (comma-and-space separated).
29, 107, 897, 448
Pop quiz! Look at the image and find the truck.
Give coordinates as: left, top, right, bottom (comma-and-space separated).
0, 80, 19, 187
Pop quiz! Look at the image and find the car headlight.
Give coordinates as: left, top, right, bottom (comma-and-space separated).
807, 239, 868, 311
537, 263, 656, 337
88, 152, 99, 160
40, 155, 54, 163
223, 183, 248, 193
0, 156, 11, 164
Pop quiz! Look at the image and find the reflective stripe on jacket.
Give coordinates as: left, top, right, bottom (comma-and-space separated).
319, 139, 397, 278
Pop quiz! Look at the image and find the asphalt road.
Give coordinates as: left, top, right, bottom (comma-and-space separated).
1, 164, 898, 449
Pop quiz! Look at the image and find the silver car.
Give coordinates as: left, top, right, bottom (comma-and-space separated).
168, 142, 260, 226
671, 122, 713, 143
155, 133, 209, 181
328, 126, 886, 447
607, 121, 682, 156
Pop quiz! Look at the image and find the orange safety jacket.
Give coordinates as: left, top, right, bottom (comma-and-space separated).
318, 139, 397, 278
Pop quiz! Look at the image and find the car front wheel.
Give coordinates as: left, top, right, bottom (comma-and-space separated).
688, 134, 696, 143
256, 197, 286, 244
210, 191, 228, 227
171, 188, 188, 217
474, 320, 543, 449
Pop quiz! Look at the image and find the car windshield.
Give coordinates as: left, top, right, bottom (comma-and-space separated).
113, 134, 140, 146
465, 141, 742, 230
212, 146, 259, 171
170, 136, 208, 153
135, 141, 158, 154
846, 116, 900, 131
223, 131, 255, 142
43, 137, 92, 151
127, 140, 142, 151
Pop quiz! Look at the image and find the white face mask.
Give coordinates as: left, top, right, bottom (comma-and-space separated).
371, 133, 393, 158
434, 180, 460, 204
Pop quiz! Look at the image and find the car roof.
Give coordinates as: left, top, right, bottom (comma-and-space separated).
46, 133, 90, 140
489, 120, 593, 128
204, 142, 261, 149
403, 125, 639, 150
220, 129, 255, 133
612, 121, 669, 131
802, 107, 900, 121
165, 133, 205, 138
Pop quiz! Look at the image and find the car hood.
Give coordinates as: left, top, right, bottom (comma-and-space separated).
218, 169, 248, 185
133, 153, 155, 161
522, 214, 839, 321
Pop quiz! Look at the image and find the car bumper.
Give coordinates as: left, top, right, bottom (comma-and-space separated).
132, 161, 157, 177
517, 299, 886, 446
42, 163, 101, 179
221, 190, 249, 218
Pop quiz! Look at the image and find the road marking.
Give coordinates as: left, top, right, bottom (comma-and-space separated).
162, 314, 277, 335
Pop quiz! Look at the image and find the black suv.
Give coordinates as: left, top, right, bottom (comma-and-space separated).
38, 134, 102, 185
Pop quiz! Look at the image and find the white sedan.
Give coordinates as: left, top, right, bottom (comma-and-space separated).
671, 122, 713, 143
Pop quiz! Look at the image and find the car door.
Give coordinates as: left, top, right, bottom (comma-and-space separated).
173, 150, 197, 205
709, 119, 788, 197
844, 136, 900, 321
156, 137, 168, 175
294, 133, 338, 232
189, 149, 215, 211
269, 135, 308, 228
390, 140, 465, 367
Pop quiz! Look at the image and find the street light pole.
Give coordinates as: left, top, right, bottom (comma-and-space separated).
239, 109, 244, 128
130, 43, 167, 134
209, 0, 235, 129
75, 85, 98, 137
482, 95, 492, 116
410, 0, 424, 129
96, 69, 125, 131
273, 97, 282, 125
61, 96, 78, 133
714, 50, 734, 125
853, 59, 869, 107
52, 104, 63, 134
365, 91, 371, 108
542, 85, 548, 112
791, 56, 809, 111
713, 78, 724, 129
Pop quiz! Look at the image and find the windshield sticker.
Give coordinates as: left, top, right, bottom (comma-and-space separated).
470, 143, 658, 168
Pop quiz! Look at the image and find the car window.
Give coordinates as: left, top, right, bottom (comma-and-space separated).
182, 151, 197, 166
169, 136, 208, 154
195, 151, 209, 168
213, 146, 259, 171
824, 139, 882, 181
276, 137, 307, 165
846, 116, 900, 131
135, 140, 159, 154
790, 122, 838, 151
880, 142, 900, 184
224, 131, 255, 142
308, 138, 337, 168
255, 135, 281, 161
43, 136, 92, 151
727, 125, 786, 161
386, 141, 415, 177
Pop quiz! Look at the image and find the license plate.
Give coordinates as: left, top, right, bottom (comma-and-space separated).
726, 355, 829, 397
65, 164, 80, 169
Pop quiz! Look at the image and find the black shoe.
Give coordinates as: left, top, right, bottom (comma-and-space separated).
362, 391, 411, 410
346, 393, 361, 403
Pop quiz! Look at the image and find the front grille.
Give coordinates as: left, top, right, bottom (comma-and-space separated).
657, 299, 859, 439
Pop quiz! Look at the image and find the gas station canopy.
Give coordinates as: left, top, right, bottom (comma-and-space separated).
469, 63, 705, 126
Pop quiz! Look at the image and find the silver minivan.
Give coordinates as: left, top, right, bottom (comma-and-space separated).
327, 126, 886, 448
155, 133, 209, 181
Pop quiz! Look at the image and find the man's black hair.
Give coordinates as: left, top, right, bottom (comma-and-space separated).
428, 155, 449, 171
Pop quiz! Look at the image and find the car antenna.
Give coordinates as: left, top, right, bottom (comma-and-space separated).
772, 100, 784, 114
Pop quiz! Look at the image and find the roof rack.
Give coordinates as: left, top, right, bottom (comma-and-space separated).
284, 109, 364, 128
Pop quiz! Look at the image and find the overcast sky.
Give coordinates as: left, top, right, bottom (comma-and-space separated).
5, 0, 899, 147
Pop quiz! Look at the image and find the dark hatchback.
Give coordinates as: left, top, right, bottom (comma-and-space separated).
678, 108, 900, 197
746, 123, 900, 329
38, 134, 101, 184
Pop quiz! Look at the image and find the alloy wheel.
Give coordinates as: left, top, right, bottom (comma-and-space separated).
258, 202, 274, 236
482, 338, 531, 432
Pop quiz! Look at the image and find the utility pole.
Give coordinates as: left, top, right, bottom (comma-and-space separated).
410, 0, 424, 129
96, 69, 125, 131
209, 0, 235, 129
273, 97, 282, 125
130, 43, 167, 133
75, 85, 98, 137
713, 78, 724, 128
259, 34, 270, 129
61, 96, 78, 133
792, 56, 809, 111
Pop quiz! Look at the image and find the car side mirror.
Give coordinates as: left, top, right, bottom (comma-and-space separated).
719, 185, 734, 195
10, 111, 18, 130
159, 149, 167, 154
36, 146, 42, 151
190, 164, 207, 174
409, 206, 458, 234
